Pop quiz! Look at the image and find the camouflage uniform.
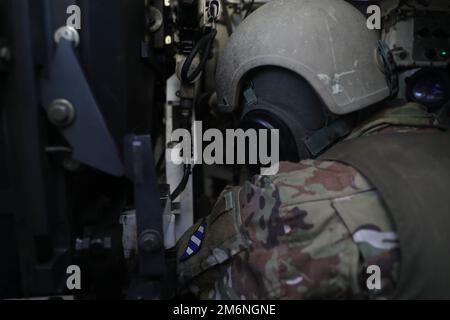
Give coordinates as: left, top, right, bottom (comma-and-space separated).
176, 102, 443, 300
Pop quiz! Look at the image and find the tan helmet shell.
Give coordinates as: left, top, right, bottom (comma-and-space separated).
216, 0, 390, 115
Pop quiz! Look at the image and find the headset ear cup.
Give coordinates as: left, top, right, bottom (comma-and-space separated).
239, 110, 301, 163
239, 67, 333, 162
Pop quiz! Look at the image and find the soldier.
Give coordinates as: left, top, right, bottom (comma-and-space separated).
176, 0, 450, 299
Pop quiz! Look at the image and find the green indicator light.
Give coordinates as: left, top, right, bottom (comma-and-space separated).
439, 50, 449, 58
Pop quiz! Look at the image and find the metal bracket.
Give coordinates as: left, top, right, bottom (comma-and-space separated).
41, 29, 123, 176
124, 135, 166, 299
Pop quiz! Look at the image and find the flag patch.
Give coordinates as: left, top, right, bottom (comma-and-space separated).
179, 222, 206, 262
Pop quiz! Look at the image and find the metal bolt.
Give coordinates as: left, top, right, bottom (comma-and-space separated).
0, 47, 11, 62
147, 7, 163, 33
139, 230, 162, 253
62, 157, 81, 172
47, 99, 76, 127
54, 26, 80, 47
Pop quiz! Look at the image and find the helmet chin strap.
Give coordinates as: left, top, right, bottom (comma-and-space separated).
302, 117, 353, 157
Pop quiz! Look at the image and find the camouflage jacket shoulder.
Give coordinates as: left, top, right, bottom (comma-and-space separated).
177, 159, 400, 299
348, 102, 443, 139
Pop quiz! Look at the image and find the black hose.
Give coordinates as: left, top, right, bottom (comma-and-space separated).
170, 164, 192, 201
180, 30, 218, 84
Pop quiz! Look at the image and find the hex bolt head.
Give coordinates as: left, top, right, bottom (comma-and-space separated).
62, 157, 81, 172
147, 7, 163, 33
54, 26, 80, 47
47, 99, 76, 127
0, 47, 11, 62
139, 230, 162, 253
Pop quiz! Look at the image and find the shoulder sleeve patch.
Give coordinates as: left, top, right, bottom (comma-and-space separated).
179, 221, 207, 262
